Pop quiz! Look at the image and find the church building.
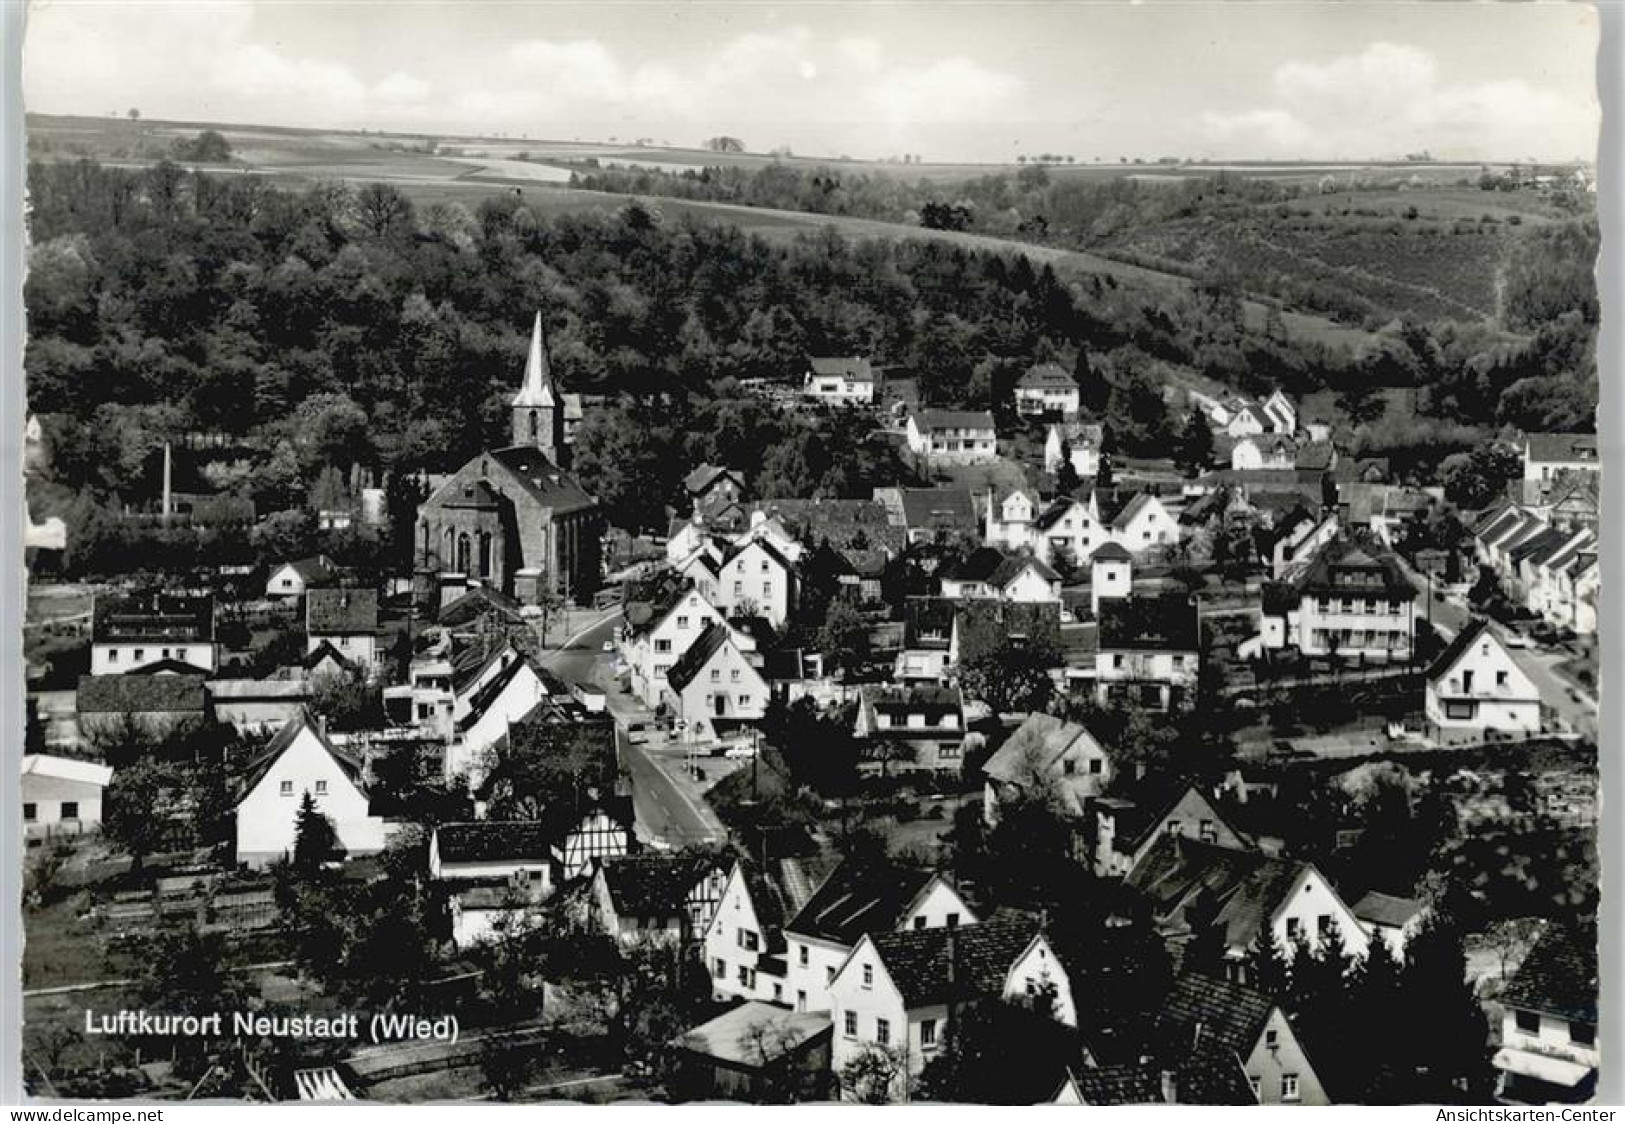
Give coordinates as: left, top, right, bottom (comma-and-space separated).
415, 314, 603, 605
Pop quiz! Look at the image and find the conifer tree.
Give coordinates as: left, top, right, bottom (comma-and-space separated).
292, 790, 340, 870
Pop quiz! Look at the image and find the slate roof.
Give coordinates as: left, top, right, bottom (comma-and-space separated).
435, 821, 556, 864
1424, 617, 1493, 681
438, 585, 526, 629
1018, 363, 1077, 391
1500, 921, 1597, 1025
809, 355, 874, 381
77, 673, 207, 715
1351, 891, 1425, 930
93, 593, 214, 644
302, 640, 359, 676
233, 710, 365, 802
666, 620, 742, 692
599, 854, 718, 918
684, 463, 743, 496
982, 713, 1101, 786
1033, 496, 1089, 533
913, 409, 996, 432
1524, 433, 1599, 464
456, 655, 543, 733
1105, 492, 1158, 531
487, 445, 598, 514
1075, 1048, 1258, 1106
901, 597, 955, 649
276, 556, 335, 585
944, 546, 1007, 584
785, 856, 944, 945
1155, 971, 1277, 1056
1290, 537, 1415, 600
991, 553, 1060, 587
890, 487, 978, 535
953, 600, 1063, 664
1091, 542, 1133, 563
1097, 594, 1198, 651
306, 587, 379, 635
1127, 835, 1313, 953
859, 684, 963, 728
867, 916, 1042, 1007
676, 1001, 831, 1067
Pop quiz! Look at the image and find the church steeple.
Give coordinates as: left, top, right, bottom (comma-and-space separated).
512, 311, 561, 460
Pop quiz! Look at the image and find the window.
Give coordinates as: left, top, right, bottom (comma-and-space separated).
946, 913, 960, 929
1199, 819, 1217, 843
1265, 1029, 1278, 1048
1089, 758, 1103, 775
799, 945, 809, 967
279, 781, 294, 797
773, 983, 783, 1002
738, 928, 759, 952
734, 582, 744, 596
826, 967, 836, 986
738, 695, 751, 707
1317, 914, 1332, 936
764, 582, 773, 598
711, 668, 721, 682
1285, 917, 1302, 940
862, 964, 874, 989
797, 990, 807, 1012
315, 780, 328, 796
1515, 1010, 1541, 1035
677, 615, 689, 629
1571, 1021, 1596, 1046
714, 958, 726, 979
1113, 654, 1124, 669
340, 636, 351, 649
843, 1011, 858, 1038
133, 648, 145, 662
1281, 1074, 1300, 1102
1496, 670, 1509, 687
22, 803, 36, 821
914, 917, 927, 930
108, 649, 118, 663
655, 639, 672, 653
921, 1019, 938, 1050
737, 965, 752, 987
1063, 760, 1076, 776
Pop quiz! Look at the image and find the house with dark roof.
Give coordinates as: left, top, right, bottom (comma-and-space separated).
1521, 433, 1599, 488
90, 592, 216, 676
677, 533, 797, 629
784, 856, 978, 1015
305, 587, 381, 674
1044, 421, 1103, 478
1125, 835, 1368, 971
941, 548, 1062, 604
664, 620, 769, 744
981, 712, 1112, 825
588, 853, 729, 945
76, 673, 208, 739
1091, 782, 1249, 879
1095, 594, 1200, 712
669, 1001, 833, 1103
894, 596, 955, 686
703, 857, 795, 1006
951, 599, 1063, 670
804, 355, 876, 405
1424, 617, 1542, 736
1254, 536, 1416, 663
904, 410, 997, 465
1350, 891, 1427, 958
1013, 362, 1080, 418
1492, 921, 1597, 1104
853, 685, 968, 774
265, 555, 336, 601
828, 917, 1075, 1102
873, 486, 980, 545
437, 584, 527, 633
1059, 1048, 1258, 1105
232, 711, 386, 868
448, 652, 557, 780
1154, 972, 1327, 1104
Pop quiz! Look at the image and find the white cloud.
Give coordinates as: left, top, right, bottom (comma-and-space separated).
869, 57, 1024, 125
836, 37, 883, 74
1202, 41, 1594, 159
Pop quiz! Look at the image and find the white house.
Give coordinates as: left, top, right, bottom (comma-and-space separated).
1030, 495, 1104, 569
1043, 422, 1103, 478
1492, 922, 1598, 1104
681, 535, 796, 629
1230, 435, 1293, 472
829, 919, 1075, 1102
1155, 973, 1328, 1106
980, 713, 1111, 826
90, 593, 216, 676
940, 548, 1060, 603
784, 858, 977, 1015
621, 584, 731, 708
1105, 493, 1180, 555
905, 410, 997, 465
1013, 363, 1080, 418
1424, 618, 1542, 735
1522, 433, 1599, 486
853, 685, 968, 774
1350, 891, 1428, 959
232, 712, 387, 869
1089, 542, 1133, 617
304, 587, 380, 675
265, 556, 335, 601
805, 356, 876, 405
985, 489, 1041, 553
589, 854, 729, 946
664, 621, 769, 744
703, 859, 793, 1006
1257, 538, 1416, 663
1095, 594, 1200, 712
449, 656, 557, 780
22, 754, 112, 839
1092, 784, 1250, 879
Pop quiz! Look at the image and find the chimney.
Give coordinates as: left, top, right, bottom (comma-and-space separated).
161, 441, 173, 525
1160, 1070, 1177, 1105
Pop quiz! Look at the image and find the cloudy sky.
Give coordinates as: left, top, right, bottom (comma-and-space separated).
24, 1, 1599, 162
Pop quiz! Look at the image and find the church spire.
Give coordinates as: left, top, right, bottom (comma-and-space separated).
512, 311, 556, 409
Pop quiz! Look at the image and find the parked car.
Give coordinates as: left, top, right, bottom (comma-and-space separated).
1503, 632, 1531, 649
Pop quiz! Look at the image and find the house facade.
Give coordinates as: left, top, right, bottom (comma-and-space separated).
1095, 595, 1200, 711
805, 356, 876, 405
233, 713, 387, 868
853, 685, 967, 774
1013, 363, 1080, 418
905, 411, 997, 465
664, 621, 769, 744
1043, 422, 1103, 478
621, 585, 730, 708
305, 587, 380, 675
1259, 539, 1416, 662
1492, 923, 1597, 1104
1424, 619, 1542, 735
90, 593, 216, 676
22, 755, 113, 839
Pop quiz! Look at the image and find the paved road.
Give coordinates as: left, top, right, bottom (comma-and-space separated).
531, 608, 725, 849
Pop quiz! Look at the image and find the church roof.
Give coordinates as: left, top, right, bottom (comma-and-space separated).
488, 447, 598, 514
512, 311, 557, 409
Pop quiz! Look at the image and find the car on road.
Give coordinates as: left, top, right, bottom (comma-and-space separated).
601, 640, 615, 652
723, 744, 758, 759
1502, 632, 1531, 649
625, 722, 650, 744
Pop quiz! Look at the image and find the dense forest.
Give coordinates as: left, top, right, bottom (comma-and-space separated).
24, 158, 1597, 541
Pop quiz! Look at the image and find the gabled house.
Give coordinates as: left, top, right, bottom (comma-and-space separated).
685, 463, 750, 514
1043, 421, 1103, 478
449, 654, 559, 780
681, 535, 797, 629
1013, 363, 1081, 418
804, 356, 876, 405
950, 599, 1063, 671
664, 621, 770, 744
305, 587, 380, 675
1230, 434, 1294, 472
1424, 618, 1541, 736
829, 918, 1076, 1102
1522, 433, 1599, 488
1030, 493, 1104, 569
1125, 835, 1369, 971
904, 410, 998, 465
232, 711, 386, 868
1095, 594, 1200, 711
620, 582, 731, 708
784, 857, 978, 1014
670, 1002, 833, 1103
1269, 511, 1339, 578
703, 858, 794, 1006
981, 713, 1111, 826
1256, 537, 1416, 663
589, 853, 729, 945
1349, 891, 1428, 958
1100, 491, 1180, 556
894, 597, 955, 686
265, 556, 336, 601
874, 486, 980, 545
1091, 783, 1250, 879
940, 548, 1060, 603
91, 593, 216, 676
1492, 921, 1597, 1104
1155, 973, 1328, 1105
22, 754, 113, 839
853, 685, 967, 774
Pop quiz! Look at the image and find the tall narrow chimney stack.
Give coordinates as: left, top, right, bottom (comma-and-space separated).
161, 441, 173, 525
